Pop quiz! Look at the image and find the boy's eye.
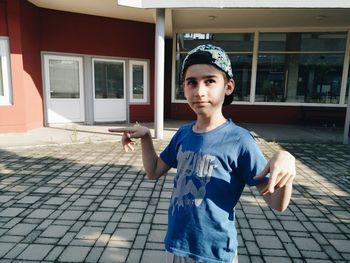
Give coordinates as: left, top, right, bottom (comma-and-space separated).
205, 79, 216, 85
186, 80, 197, 86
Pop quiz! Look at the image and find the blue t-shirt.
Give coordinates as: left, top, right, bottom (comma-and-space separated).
160, 119, 267, 263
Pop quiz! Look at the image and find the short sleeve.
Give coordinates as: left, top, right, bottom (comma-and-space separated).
237, 133, 268, 186
160, 131, 180, 168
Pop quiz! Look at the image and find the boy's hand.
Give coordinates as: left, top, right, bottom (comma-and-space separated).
108, 126, 150, 152
254, 151, 296, 195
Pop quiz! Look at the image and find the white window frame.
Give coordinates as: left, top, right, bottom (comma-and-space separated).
0, 37, 12, 105
129, 60, 149, 104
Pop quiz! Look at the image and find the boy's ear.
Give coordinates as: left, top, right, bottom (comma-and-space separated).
225, 79, 235, 95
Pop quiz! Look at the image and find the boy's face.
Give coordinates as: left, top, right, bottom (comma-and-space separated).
183, 64, 234, 117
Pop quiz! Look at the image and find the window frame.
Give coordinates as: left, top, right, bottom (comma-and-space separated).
172, 30, 350, 107
0, 37, 12, 105
129, 60, 149, 104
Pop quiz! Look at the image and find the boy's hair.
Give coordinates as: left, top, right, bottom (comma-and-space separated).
181, 44, 234, 106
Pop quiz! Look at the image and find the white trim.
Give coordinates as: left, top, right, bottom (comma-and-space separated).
129, 60, 149, 104
0, 37, 12, 105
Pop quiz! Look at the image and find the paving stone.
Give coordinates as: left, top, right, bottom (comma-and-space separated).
293, 237, 322, 251
4, 243, 28, 259
148, 229, 166, 243
0, 243, 16, 258
329, 239, 350, 253
0, 208, 24, 217
59, 246, 91, 262
76, 226, 103, 240
111, 228, 137, 241
17, 244, 53, 261
6, 223, 37, 236
41, 225, 70, 238
141, 250, 166, 263
256, 235, 283, 249
90, 211, 113, 222
85, 247, 104, 263
99, 247, 129, 263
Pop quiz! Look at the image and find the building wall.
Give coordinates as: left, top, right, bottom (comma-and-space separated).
0, 1, 155, 133
0, 0, 42, 132
39, 9, 155, 123
168, 101, 346, 125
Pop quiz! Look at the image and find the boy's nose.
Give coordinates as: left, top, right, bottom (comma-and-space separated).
195, 82, 206, 97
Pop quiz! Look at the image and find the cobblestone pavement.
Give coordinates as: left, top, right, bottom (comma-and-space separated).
0, 139, 349, 263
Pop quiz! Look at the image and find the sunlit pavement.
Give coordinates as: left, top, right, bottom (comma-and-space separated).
0, 130, 349, 262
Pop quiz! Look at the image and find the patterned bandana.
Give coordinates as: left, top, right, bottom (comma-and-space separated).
181, 44, 234, 80
181, 44, 234, 106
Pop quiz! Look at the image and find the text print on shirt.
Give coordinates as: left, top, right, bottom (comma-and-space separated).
171, 145, 217, 215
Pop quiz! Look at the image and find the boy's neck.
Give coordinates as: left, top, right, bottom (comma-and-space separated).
193, 114, 227, 133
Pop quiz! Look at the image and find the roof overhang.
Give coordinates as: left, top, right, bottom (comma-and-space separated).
118, 0, 350, 8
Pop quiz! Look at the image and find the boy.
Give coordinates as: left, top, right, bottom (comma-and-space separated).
109, 44, 295, 263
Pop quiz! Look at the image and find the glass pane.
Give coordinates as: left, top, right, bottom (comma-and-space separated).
177, 33, 254, 52
0, 57, 3, 96
132, 64, 144, 99
49, 59, 80, 98
94, 61, 124, 99
229, 54, 252, 101
259, 32, 346, 52
256, 54, 286, 102
175, 53, 187, 100
256, 54, 344, 103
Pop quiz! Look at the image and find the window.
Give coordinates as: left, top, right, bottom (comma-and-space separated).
49, 59, 80, 98
256, 32, 346, 104
0, 38, 12, 105
93, 59, 124, 99
129, 60, 148, 103
175, 33, 254, 102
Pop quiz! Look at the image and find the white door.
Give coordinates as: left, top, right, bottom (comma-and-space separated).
44, 55, 85, 123
93, 59, 126, 122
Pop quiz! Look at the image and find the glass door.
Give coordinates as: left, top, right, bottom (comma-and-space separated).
44, 55, 85, 123
93, 59, 126, 122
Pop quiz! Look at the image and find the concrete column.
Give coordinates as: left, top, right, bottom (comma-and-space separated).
154, 8, 165, 139
343, 31, 350, 144
250, 32, 259, 103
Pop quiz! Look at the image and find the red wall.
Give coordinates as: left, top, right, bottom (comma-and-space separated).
0, 0, 42, 132
168, 103, 346, 126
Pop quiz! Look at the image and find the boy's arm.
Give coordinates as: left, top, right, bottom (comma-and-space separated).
254, 151, 296, 212
109, 126, 170, 180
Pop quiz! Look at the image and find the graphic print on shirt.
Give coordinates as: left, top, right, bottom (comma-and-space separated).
171, 145, 217, 215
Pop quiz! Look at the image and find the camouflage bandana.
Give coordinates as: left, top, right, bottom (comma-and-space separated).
181, 44, 234, 106
181, 44, 234, 80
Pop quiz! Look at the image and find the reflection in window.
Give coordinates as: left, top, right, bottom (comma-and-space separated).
132, 64, 144, 99
256, 32, 346, 104
130, 61, 148, 103
49, 59, 80, 98
94, 61, 124, 99
175, 33, 254, 102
